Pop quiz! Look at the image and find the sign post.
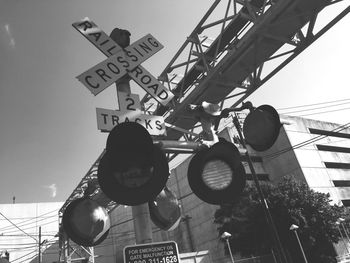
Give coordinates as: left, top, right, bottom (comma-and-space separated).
72, 17, 173, 247
124, 241, 180, 263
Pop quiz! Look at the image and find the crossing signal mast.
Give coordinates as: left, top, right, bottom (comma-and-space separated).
59, 0, 350, 262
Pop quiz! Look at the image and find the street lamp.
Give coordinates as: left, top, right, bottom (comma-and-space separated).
221, 232, 234, 263
289, 224, 308, 263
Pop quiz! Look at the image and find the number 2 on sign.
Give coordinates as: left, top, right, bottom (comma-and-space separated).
125, 97, 137, 111
118, 92, 141, 112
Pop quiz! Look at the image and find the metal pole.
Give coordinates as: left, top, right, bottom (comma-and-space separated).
38, 226, 41, 263
337, 224, 349, 254
116, 76, 153, 245
89, 247, 95, 263
341, 223, 350, 256
293, 230, 308, 263
132, 204, 153, 244
225, 239, 235, 263
341, 223, 350, 243
232, 115, 288, 263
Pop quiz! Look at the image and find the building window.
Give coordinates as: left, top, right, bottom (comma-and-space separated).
309, 128, 350, 139
316, 144, 350, 153
324, 162, 350, 169
333, 180, 350, 187
341, 199, 350, 207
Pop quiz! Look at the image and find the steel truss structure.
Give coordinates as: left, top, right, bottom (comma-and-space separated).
58, 0, 349, 261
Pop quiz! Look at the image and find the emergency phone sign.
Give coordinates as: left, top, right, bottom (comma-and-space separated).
124, 241, 180, 263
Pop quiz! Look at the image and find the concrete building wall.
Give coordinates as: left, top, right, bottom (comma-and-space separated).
0, 202, 63, 263
260, 115, 350, 206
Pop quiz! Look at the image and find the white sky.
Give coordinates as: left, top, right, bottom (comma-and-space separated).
0, 0, 349, 204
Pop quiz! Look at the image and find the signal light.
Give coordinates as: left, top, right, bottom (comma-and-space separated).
243, 105, 281, 151
149, 187, 181, 231
62, 197, 110, 247
98, 122, 169, 206
187, 138, 246, 205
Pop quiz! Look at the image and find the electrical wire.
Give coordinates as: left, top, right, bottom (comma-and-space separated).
277, 98, 350, 111
0, 234, 55, 238
297, 107, 350, 117
0, 212, 38, 242
5, 241, 58, 252
262, 121, 350, 160
0, 209, 59, 232
14, 252, 38, 263
275, 98, 350, 118
265, 122, 350, 159
15, 253, 38, 263
9, 249, 37, 263
2, 219, 59, 235
279, 101, 350, 115
0, 214, 58, 233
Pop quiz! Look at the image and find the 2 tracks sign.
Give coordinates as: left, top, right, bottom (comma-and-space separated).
72, 17, 173, 135
96, 92, 166, 135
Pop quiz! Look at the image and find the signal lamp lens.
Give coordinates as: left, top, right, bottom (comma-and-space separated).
187, 139, 246, 205
202, 160, 233, 190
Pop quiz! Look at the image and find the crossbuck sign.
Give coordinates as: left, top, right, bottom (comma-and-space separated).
73, 17, 174, 106
73, 18, 172, 135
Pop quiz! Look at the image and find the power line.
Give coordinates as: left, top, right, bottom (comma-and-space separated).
2, 219, 59, 235
9, 249, 37, 263
297, 107, 350, 117
280, 101, 350, 115
0, 218, 58, 236
0, 212, 38, 242
277, 98, 350, 111
0, 208, 59, 232
15, 252, 39, 263
4, 242, 58, 252
262, 121, 350, 160
15, 253, 38, 263
1, 232, 57, 237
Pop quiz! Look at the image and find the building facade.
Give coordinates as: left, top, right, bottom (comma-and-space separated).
257, 115, 350, 205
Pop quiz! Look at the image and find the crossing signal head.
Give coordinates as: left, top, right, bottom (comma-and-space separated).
98, 122, 169, 206
62, 197, 111, 247
149, 186, 181, 231
243, 104, 281, 151
187, 138, 246, 205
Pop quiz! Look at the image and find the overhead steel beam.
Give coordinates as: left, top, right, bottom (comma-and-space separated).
142, 0, 348, 141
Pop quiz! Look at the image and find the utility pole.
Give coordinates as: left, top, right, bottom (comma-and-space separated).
119, 79, 153, 244
110, 28, 153, 245
232, 115, 288, 263
38, 226, 41, 263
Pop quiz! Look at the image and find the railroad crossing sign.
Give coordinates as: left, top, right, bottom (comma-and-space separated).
72, 17, 174, 106
96, 92, 166, 136
124, 241, 180, 263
